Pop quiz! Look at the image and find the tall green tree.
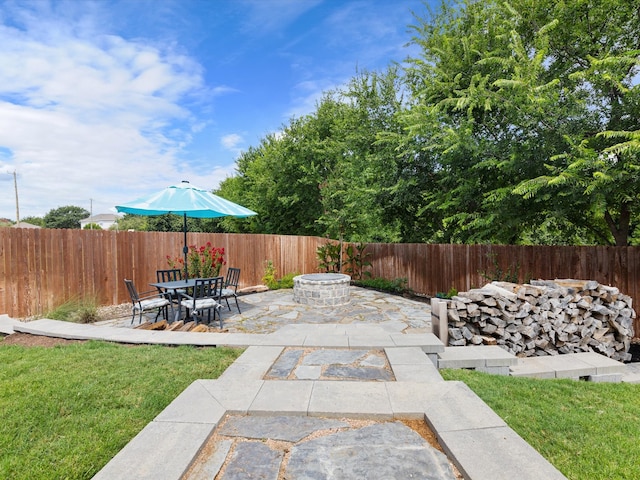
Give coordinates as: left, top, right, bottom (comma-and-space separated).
43, 206, 90, 229
217, 68, 415, 242
404, 0, 640, 245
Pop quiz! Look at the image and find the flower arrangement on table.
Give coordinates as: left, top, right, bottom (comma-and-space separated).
167, 242, 226, 278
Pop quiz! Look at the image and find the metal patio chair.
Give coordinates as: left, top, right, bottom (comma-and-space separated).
156, 268, 185, 319
124, 279, 170, 325
221, 267, 241, 313
179, 277, 224, 328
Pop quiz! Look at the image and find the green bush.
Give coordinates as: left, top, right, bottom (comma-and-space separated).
436, 287, 458, 299
353, 277, 411, 295
262, 260, 298, 290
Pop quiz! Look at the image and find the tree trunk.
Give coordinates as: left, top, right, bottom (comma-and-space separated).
604, 203, 630, 246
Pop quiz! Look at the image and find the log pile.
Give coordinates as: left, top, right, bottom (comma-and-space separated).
446, 279, 635, 362
135, 319, 227, 332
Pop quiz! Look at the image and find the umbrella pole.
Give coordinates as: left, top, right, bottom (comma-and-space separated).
183, 213, 189, 281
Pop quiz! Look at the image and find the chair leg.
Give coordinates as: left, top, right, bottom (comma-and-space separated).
234, 295, 241, 314
130, 308, 136, 325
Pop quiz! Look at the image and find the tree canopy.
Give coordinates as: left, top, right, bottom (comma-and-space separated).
214, 0, 640, 245
43, 206, 90, 229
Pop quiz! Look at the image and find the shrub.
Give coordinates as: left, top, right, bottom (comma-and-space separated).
262, 260, 298, 290
45, 297, 99, 323
316, 241, 341, 273
353, 277, 411, 295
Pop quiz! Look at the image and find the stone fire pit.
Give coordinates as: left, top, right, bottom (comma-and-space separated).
293, 273, 351, 307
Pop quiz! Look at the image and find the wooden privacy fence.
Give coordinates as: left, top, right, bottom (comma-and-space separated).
0, 229, 324, 318
1, 229, 639, 335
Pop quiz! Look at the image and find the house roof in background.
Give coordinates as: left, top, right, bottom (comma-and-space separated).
81, 213, 119, 223
12, 222, 41, 228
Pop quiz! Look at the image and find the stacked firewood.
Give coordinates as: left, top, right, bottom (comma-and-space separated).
446, 280, 635, 362
135, 319, 226, 332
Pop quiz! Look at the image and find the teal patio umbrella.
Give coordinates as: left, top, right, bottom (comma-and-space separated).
116, 180, 256, 280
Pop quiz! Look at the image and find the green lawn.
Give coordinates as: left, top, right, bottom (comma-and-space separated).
0, 341, 242, 480
441, 369, 640, 480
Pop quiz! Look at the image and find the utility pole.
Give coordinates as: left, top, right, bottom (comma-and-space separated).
90, 198, 93, 229
12, 170, 19, 224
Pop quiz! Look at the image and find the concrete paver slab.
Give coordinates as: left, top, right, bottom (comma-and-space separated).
392, 364, 443, 382
308, 381, 393, 419
385, 346, 433, 365
574, 351, 626, 375
438, 345, 517, 369
249, 380, 314, 415
424, 382, 507, 432
155, 380, 226, 425
302, 334, 350, 347
385, 382, 457, 419
439, 426, 567, 480
0, 314, 18, 334
391, 333, 445, 353
233, 345, 283, 365
200, 379, 264, 414
217, 362, 273, 381
92, 421, 214, 480
535, 354, 596, 378
347, 334, 395, 348
509, 357, 556, 379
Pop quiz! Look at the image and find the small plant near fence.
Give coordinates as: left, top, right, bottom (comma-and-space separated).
479, 253, 523, 283
262, 260, 298, 290
436, 286, 459, 299
343, 242, 372, 280
167, 242, 225, 278
316, 241, 342, 273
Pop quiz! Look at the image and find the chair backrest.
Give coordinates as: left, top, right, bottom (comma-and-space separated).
157, 268, 183, 283
124, 279, 139, 302
225, 267, 241, 291
192, 276, 224, 301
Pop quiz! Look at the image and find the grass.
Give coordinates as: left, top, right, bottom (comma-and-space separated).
441, 368, 640, 480
0, 340, 242, 479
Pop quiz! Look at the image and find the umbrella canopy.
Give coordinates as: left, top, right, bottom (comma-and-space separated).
116, 181, 256, 279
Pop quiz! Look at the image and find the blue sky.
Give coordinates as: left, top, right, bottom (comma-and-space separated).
0, 0, 432, 220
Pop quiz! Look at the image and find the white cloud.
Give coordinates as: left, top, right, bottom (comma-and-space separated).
0, 2, 208, 218
221, 133, 244, 151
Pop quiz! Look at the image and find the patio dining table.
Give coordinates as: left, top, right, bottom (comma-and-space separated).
150, 278, 198, 323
